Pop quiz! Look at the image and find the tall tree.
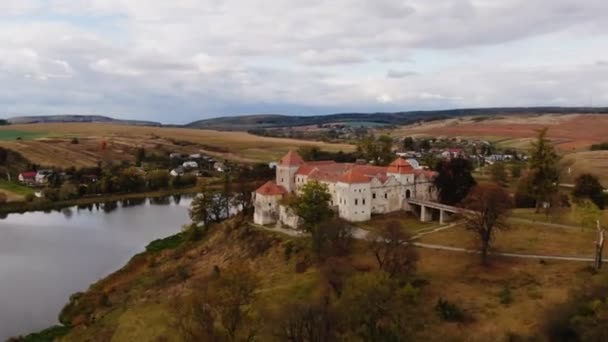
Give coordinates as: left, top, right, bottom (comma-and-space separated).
289, 180, 333, 258
402, 136, 415, 151
173, 265, 260, 342
434, 157, 477, 205
490, 162, 508, 185
367, 220, 418, 279
274, 301, 337, 342
291, 180, 333, 230
573, 173, 605, 209
190, 186, 216, 227
528, 128, 560, 212
336, 272, 418, 341
461, 184, 513, 265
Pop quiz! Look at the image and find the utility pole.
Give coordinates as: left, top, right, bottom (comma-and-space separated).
595, 220, 605, 271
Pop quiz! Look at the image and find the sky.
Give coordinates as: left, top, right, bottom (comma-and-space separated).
1, 0, 607, 124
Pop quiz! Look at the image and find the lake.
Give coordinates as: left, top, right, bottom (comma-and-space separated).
0, 195, 192, 339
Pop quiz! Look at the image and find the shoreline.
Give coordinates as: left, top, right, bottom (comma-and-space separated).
0, 186, 202, 215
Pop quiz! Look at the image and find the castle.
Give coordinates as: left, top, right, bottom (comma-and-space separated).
253, 150, 438, 227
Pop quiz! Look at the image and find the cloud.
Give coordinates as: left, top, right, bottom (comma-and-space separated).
298, 49, 367, 66
386, 69, 418, 78
0, 0, 607, 122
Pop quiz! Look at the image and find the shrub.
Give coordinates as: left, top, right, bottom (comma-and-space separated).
177, 265, 191, 281
16, 325, 72, 342
499, 286, 513, 305
0, 192, 7, 204
435, 298, 465, 322
24, 193, 35, 202
145, 232, 186, 253
71, 137, 79, 144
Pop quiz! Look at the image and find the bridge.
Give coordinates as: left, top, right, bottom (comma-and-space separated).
407, 199, 463, 224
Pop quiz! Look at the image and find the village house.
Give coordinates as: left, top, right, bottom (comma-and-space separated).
35, 170, 54, 185
170, 167, 185, 176
253, 150, 438, 227
182, 161, 199, 169
18, 171, 37, 185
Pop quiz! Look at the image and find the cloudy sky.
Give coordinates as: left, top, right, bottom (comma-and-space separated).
1, 0, 607, 123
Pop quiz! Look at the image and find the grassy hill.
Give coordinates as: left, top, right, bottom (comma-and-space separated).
19, 213, 601, 342
186, 107, 608, 131
7, 115, 161, 127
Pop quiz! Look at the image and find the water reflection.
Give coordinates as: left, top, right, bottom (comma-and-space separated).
0, 195, 193, 339
150, 196, 171, 205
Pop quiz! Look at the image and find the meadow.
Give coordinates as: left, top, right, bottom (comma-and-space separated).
0, 130, 47, 141
0, 123, 355, 167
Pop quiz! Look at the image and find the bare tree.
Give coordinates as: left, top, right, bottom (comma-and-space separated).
461, 184, 513, 265
367, 220, 418, 278
595, 220, 605, 271
275, 301, 336, 342
172, 265, 260, 342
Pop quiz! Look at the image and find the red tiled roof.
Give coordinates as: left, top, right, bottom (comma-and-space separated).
387, 157, 414, 174
255, 181, 287, 196
19, 171, 36, 179
296, 162, 353, 177
338, 169, 370, 184
279, 150, 304, 166
305, 160, 336, 166
414, 169, 438, 179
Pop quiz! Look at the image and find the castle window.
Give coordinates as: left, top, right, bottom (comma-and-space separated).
363, 199, 366, 205
355, 199, 358, 205
268, 203, 272, 207
372, 193, 376, 199
385, 193, 388, 199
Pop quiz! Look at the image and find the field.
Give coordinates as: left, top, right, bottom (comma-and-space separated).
0, 123, 355, 167
383, 113, 608, 184
0, 180, 34, 202
0, 130, 48, 141
386, 114, 608, 152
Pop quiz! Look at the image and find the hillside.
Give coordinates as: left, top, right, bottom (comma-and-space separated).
19, 213, 601, 342
186, 107, 608, 131
7, 115, 161, 127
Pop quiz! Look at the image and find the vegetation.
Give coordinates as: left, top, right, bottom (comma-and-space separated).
297, 146, 359, 163
8, 325, 72, 342
173, 264, 260, 341
434, 157, 476, 205
528, 128, 560, 212
461, 183, 513, 264
543, 275, 608, 341
589, 142, 608, 151
356, 134, 395, 165
490, 162, 508, 185
572, 173, 605, 209
367, 220, 418, 279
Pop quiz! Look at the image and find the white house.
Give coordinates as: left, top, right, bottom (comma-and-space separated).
35, 170, 53, 184
253, 151, 438, 227
170, 167, 185, 176
182, 161, 199, 169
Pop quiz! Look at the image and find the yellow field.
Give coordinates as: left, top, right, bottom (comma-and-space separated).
0, 123, 355, 167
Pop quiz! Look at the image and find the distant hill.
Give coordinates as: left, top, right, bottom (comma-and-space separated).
7, 115, 161, 127
186, 107, 608, 131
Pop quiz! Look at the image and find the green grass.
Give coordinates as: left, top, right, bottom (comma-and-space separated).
21, 325, 71, 342
0, 130, 47, 141
355, 212, 436, 233
0, 180, 35, 196
145, 232, 187, 253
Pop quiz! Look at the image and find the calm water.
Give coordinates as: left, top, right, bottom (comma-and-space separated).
0, 196, 192, 339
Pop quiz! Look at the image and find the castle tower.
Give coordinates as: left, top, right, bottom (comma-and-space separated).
387, 157, 415, 184
276, 150, 304, 193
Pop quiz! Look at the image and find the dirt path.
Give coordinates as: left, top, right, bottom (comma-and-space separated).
256, 222, 605, 263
